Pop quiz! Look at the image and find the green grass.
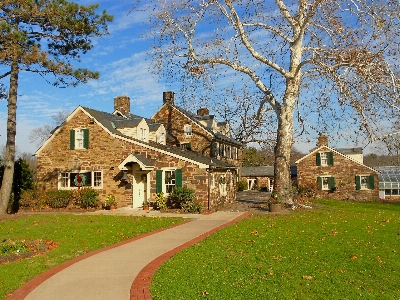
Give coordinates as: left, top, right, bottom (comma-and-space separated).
0, 214, 185, 299
151, 200, 400, 299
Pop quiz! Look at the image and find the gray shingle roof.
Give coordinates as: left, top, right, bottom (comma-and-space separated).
241, 166, 274, 177
82, 106, 237, 170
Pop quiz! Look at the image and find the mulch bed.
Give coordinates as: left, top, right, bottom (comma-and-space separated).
0, 239, 58, 265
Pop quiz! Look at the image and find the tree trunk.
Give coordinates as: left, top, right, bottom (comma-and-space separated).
273, 78, 298, 204
0, 59, 18, 216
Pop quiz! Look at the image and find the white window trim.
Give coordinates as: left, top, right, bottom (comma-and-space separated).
321, 176, 331, 190
320, 152, 328, 166
75, 128, 85, 149
360, 175, 369, 190
184, 124, 192, 136
58, 170, 103, 190
162, 169, 176, 195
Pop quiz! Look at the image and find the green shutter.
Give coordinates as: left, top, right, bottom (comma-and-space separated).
329, 177, 335, 189
187, 143, 191, 151
83, 129, 89, 149
175, 169, 182, 188
355, 176, 361, 190
70, 130, 75, 150
317, 177, 322, 190
156, 170, 163, 193
316, 153, 321, 166
369, 175, 375, 189
328, 152, 334, 165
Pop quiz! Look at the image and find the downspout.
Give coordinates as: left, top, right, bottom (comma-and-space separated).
207, 167, 211, 211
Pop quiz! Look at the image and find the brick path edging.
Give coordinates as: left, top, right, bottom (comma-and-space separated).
130, 212, 252, 300
8, 220, 190, 300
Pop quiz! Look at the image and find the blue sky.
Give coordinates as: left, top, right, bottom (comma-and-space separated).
0, 0, 388, 156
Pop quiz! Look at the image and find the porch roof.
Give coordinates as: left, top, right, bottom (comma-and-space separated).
118, 154, 155, 171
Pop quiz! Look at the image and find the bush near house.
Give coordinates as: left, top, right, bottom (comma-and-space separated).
236, 180, 248, 191
168, 187, 202, 213
19, 187, 100, 210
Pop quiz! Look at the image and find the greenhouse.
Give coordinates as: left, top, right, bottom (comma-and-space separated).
375, 166, 400, 198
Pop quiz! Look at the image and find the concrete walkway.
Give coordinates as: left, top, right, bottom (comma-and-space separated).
10, 209, 249, 300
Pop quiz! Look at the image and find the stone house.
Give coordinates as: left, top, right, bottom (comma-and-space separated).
151, 92, 242, 167
34, 94, 239, 210
295, 135, 379, 201
240, 166, 274, 191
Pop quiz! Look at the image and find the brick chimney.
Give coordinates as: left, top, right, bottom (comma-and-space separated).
163, 91, 174, 105
318, 134, 328, 147
197, 108, 209, 116
114, 96, 130, 116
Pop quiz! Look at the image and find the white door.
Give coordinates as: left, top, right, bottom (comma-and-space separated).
133, 172, 147, 208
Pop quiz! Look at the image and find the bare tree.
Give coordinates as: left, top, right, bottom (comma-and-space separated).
29, 110, 70, 147
139, 0, 399, 202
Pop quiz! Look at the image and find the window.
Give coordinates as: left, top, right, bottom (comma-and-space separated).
140, 128, 146, 141
59, 171, 102, 189
316, 152, 333, 166
70, 129, 89, 150
156, 169, 182, 194
317, 176, 335, 190
215, 142, 220, 157
158, 132, 165, 144
184, 124, 192, 136
181, 143, 191, 150
355, 175, 374, 190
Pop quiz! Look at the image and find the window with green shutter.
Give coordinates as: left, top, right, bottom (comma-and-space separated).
317, 177, 322, 189
175, 169, 182, 188
355, 176, 361, 190
329, 176, 335, 189
328, 152, 334, 165
369, 175, 375, 189
70, 130, 75, 150
156, 170, 163, 193
316, 153, 321, 166
83, 129, 89, 149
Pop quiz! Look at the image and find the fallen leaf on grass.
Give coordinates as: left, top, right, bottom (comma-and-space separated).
302, 276, 313, 280
350, 255, 358, 259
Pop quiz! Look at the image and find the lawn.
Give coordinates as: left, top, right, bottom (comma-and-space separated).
0, 214, 185, 299
151, 200, 400, 299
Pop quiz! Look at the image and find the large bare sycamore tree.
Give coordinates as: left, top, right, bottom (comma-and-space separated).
140, 0, 399, 202
0, 0, 112, 215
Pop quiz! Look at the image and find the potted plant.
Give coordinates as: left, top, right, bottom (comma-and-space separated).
143, 199, 150, 210
268, 190, 282, 212
104, 194, 117, 210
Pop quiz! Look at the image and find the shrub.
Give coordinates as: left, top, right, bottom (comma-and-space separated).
169, 187, 201, 213
237, 180, 248, 191
19, 188, 48, 209
46, 190, 71, 208
80, 188, 100, 208
154, 192, 167, 210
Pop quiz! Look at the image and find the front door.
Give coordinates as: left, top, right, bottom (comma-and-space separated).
133, 172, 147, 208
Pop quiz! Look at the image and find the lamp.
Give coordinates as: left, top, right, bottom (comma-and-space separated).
121, 171, 128, 181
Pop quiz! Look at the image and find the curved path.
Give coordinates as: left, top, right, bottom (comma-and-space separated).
9, 210, 250, 300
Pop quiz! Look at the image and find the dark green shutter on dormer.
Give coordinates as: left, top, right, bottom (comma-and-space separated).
70, 130, 75, 150
328, 152, 334, 165
83, 129, 89, 149
317, 177, 322, 189
316, 153, 321, 166
369, 175, 375, 189
355, 176, 361, 190
156, 170, 163, 193
175, 169, 182, 188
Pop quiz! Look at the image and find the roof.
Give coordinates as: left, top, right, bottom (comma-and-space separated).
160, 104, 242, 146
241, 166, 274, 177
374, 166, 400, 183
36, 106, 237, 171
335, 147, 363, 155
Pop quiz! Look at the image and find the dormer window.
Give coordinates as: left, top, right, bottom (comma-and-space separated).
70, 129, 89, 150
140, 128, 146, 141
158, 132, 165, 144
184, 124, 192, 136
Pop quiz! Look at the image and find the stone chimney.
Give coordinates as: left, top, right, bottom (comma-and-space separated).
114, 96, 130, 116
318, 134, 328, 147
197, 108, 209, 116
163, 91, 174, 105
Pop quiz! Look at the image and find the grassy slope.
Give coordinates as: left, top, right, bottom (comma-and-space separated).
151, 200, 400, 299
0, 214, 184, 299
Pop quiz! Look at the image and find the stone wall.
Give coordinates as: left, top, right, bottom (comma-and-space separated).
297, 147, 379, 201
36, 109, 234, 210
